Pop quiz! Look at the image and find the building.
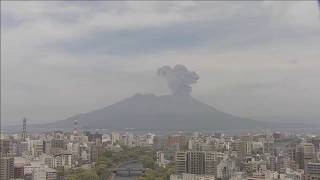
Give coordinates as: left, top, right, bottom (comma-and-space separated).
216, 159, 230, 179
0, 139, 13, 156
187, 151, 205, 174
85, 131, 102, 143
89, 144, 102, 163
46, 168, 57, 180
233, 140, 251, 160
51, 139, 65, 149
16, 141, 28, 156
305, 162, 320, 180
53, 153, 72, 169
31, 140, 44, 157
14, 163, 24, 179
50, 139, 66, 154
204, 152, 216, 176
303, 143, 316, 170
176, 152, 188, 174
263, 137, 274, 154
24, 162, 43, 179
24, 173, 33, 180
0, 157, 14, 180
156, 151, 168, 168
276, 154, 290, 173
175, 151, 218, 176
44, 155, 54, 168
24, 162, 56, 180
168, 135, 187, 150
296, 143, 316, 170
111, 132, 120, 145
43, 140, 52, 154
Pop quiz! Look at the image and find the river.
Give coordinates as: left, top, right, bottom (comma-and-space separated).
113, 161, 143, 180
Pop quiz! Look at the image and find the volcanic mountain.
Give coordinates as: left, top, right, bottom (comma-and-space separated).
44, 93, 272, 130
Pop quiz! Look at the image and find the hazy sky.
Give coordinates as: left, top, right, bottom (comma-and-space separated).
1, 1, 320, 126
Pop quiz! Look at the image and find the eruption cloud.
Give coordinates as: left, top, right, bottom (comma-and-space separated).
157, 64, 199, 96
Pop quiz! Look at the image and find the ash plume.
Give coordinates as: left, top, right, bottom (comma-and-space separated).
157, 64, 199, 96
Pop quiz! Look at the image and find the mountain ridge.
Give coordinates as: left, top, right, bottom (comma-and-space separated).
42, 93, 275, 130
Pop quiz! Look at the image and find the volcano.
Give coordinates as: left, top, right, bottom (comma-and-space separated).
43, 93, 273, 130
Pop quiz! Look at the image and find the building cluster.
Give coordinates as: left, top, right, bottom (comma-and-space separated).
1, 119, 319, 180
152, 132, 320, 180
0, 119, 155, 180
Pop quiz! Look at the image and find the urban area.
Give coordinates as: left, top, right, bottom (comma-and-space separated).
1, 119, 319, 180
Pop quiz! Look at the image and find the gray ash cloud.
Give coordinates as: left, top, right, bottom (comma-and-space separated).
157, 64, 199, 96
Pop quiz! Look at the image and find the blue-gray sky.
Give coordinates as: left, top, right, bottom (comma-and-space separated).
1, 1, 320, 126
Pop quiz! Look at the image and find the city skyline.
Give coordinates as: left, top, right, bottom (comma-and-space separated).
1, 123, 319, 180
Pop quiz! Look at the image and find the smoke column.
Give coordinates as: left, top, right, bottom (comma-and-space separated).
157, 64, 199, 96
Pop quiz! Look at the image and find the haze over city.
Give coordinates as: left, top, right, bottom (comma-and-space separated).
1, 1, 320, 127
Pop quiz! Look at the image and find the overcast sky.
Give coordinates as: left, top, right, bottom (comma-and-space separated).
1, 1, 320, 126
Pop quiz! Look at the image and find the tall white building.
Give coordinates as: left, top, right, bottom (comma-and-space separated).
111, 132, 120, 145
156, 151, 168, 168
53, 153, 72, 169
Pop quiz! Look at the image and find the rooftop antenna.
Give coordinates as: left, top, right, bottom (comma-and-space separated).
22, 118, 27, 141
73, 119, 79, 136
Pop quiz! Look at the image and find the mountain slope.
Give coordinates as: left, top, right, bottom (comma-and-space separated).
44, 93, 272, 130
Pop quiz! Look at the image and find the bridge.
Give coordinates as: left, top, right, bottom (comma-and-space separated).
110, 167, 146, 176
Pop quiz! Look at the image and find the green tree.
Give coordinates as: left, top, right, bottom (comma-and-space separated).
68, 169, 99, 180
142, 156, 156, 169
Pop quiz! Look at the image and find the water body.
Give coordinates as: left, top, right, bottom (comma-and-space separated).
113, 162, 143, 180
